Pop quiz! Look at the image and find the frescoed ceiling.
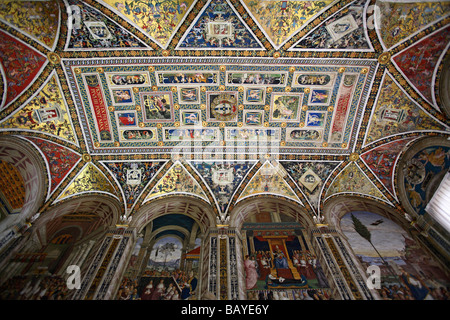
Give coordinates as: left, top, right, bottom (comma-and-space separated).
0, 0, 449, 229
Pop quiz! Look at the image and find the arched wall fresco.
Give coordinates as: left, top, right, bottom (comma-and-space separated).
340, 210, 450, 300
396, 136, 450, 221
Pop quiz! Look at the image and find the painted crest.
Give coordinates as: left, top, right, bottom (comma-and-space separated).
212, 167, 234, 186
126, 163, 142, 186
210, 93, 238, 121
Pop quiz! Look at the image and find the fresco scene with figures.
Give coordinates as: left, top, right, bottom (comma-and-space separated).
340, 211, 450, 300
0, 0, 448, 303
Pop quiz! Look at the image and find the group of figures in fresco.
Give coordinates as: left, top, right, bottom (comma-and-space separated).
341, 212, 450, 300
244, 249, 329, 291
240, 211, 450, 300
242, 225, 332, 299
117, 270, 198, 300
116, 235, 200, 300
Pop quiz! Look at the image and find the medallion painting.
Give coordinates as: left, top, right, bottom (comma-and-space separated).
141, 92, 174, 122
341, 211, 450, 300
243, 110, 263, 126
270, 93, 302, 122
119, 128, 158, 142
244, 88, 265, 105
224, 127, 280, 142
111, 89, 134, 106
163, 128, 218, 142
286, 128, 323, 143
207, 92, 238, 122
179, 87, 200, 104
180, 110, 201, 126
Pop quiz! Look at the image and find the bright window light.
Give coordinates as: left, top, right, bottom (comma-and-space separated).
425, 171, 450, 233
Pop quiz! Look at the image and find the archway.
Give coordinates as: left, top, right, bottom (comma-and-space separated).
116, 196, 217, 300
0, 136, 46, 237
230, 196, 332, 300
396, 136, 450, 231
324, 196, 450, 300
229, 196, 314, 229
0, 193, 122, 299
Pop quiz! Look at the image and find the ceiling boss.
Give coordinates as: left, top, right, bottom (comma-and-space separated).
210, 92, 238, 122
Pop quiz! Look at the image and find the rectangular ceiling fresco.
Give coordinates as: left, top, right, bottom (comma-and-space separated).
64, 58, 377, 157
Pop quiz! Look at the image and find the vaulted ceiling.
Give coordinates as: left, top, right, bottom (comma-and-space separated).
0, 0, 449, 234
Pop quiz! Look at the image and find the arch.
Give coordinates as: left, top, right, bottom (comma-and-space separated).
148, 225, 191, 244
0, 136, 47, 235
50, 225, 82, 244
334, 206, 450, 300
0, 160, 25, 217
229, 196, 313, 229
33, 194, 123, 242
396, 135, 450, 222
132, 195, 217, 234
323, 195, 406, 233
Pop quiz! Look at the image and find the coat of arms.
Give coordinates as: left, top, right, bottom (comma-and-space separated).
210, 93, 238, 121
126, 163, 142, 186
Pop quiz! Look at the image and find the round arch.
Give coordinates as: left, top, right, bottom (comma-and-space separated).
229, 196, 313, 229
147, 225, 192, 245
0, 136, 47, 235
132, 195, 217, 235
49, 225, 82, 244
323, 195, 407, 234
323, 195, 450, 300
32, 194, 123, 243
396, 135, 450, 223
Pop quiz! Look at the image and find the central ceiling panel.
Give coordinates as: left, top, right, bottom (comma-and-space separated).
64, 57, 377, 158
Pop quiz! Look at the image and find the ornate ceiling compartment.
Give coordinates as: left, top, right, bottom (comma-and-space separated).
0, 0, 448, 221
64, 57, 376, 156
